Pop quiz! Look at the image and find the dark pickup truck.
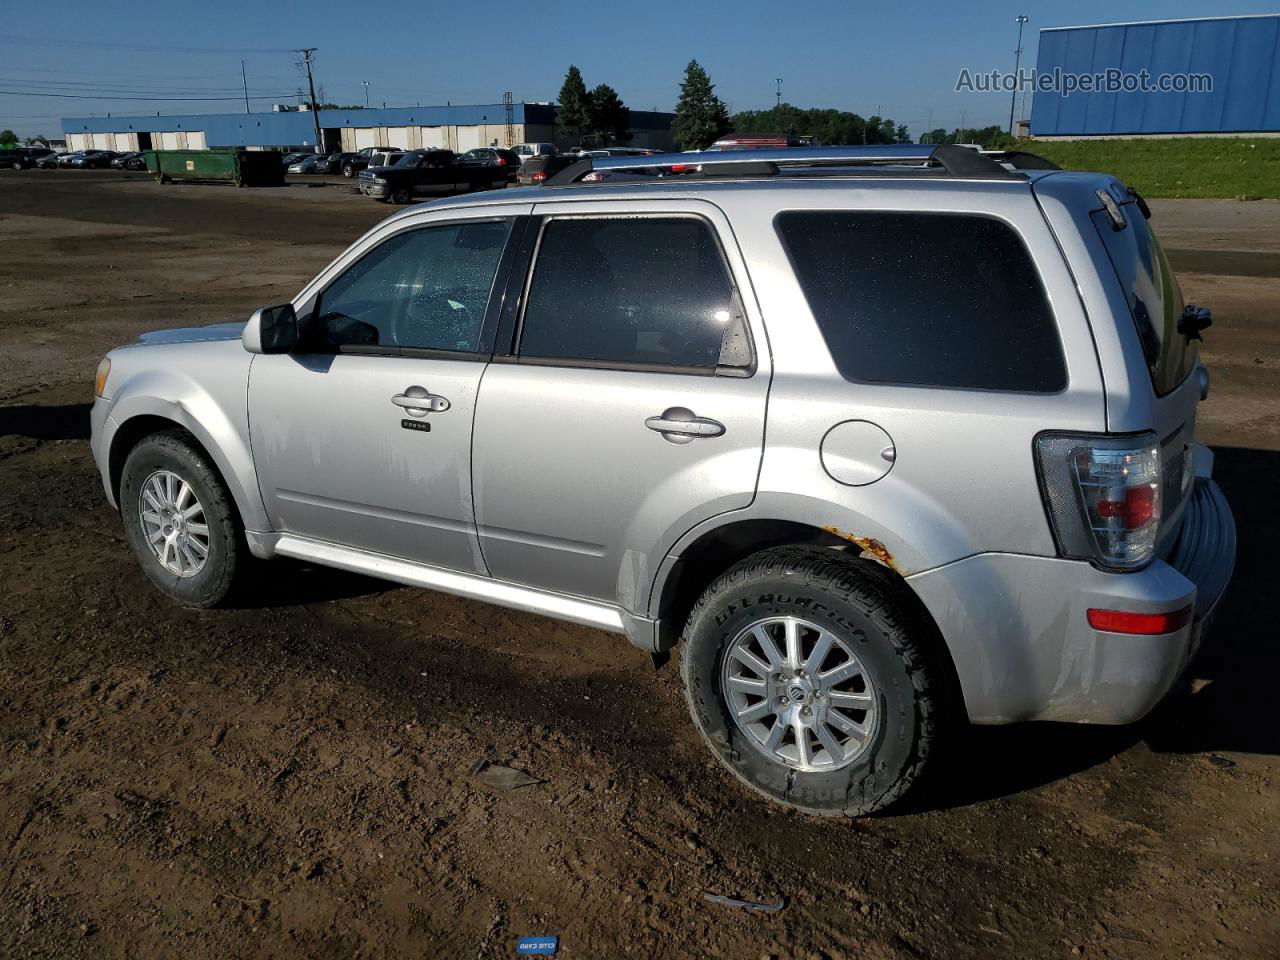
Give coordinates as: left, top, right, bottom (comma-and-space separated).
357, 149, 508, 203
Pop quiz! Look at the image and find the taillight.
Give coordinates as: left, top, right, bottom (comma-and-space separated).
1035, 433, 1162, 569
532, 170, 546, 182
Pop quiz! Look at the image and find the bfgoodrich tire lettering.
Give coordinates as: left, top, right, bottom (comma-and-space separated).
680, 546, 943, 816
119, 431, 243, 608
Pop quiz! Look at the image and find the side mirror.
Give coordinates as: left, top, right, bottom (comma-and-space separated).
243, 303, 298, 354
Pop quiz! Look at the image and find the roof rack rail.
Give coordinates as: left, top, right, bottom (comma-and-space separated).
544, 143, 1053, 186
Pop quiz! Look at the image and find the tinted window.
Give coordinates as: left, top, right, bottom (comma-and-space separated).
776, 211, 1067, 392
519, 217, 750, 371
313, 220, 510, 353
1090, 203, 1195, 396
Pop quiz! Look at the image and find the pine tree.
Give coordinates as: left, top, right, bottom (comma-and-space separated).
672, 60, 730, 150
586, 84, 631, 146
557, 66, 590, 144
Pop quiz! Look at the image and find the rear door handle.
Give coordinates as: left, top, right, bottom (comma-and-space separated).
392, 386, 450, 416
645, 407, 725, 444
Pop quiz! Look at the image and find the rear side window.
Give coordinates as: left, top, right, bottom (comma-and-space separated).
518, 217, 751, 372
776, 211, 1067, 392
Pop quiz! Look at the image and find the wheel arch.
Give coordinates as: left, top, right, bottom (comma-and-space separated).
105, 400, 268, 535
652, 518, 965, 717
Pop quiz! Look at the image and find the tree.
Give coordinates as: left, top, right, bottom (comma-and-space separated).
585, 83, 631, 146
0, 130, 17, 145
671, 59, 730, 150
557, 65, 590, 143
727, 105, 907, 146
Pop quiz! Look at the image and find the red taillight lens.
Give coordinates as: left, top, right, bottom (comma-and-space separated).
532, 171, 546, 182
1036, 433, 1162, 570
1087, 606, 1193, 635
496, 156, 506, 165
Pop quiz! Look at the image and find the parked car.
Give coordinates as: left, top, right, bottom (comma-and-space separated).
110, 151, 147, 170
336, 145, 403, 178
357, 148, 506, 203
280, 152, 313, 169
287, 154, 334, 175
515, 154, 579, 185
70, 150, 116, 168
313, 152, 344, 174
513, 142, 557, 159
89, 144, 1235, 818
459, 147, 521, 181
48, 151, 83, 168
3, 147, 55, 170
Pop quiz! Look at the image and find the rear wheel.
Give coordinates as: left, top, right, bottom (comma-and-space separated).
119, 431, 244, 607
680, 546, 944, 816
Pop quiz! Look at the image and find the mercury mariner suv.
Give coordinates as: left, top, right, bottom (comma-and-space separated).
90, 145, 1236, 816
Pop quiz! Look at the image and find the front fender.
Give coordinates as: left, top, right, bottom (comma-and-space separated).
99, 361, 268, 534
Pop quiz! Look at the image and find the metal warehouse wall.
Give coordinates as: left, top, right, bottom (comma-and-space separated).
1031, 14, 1280, 136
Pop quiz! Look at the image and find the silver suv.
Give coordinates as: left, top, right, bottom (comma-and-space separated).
90, 145, 1235, 816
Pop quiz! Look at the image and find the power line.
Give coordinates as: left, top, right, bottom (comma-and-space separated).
0, 89, 299, 101
0, 34, 294, 55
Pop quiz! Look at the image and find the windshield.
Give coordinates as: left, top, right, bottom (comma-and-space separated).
393, 153, 420, 167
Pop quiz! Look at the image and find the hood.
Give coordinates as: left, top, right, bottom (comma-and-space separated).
135, 321, 245, 346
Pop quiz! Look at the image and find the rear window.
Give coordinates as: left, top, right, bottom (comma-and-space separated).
1090, 200, 1196, 396
776, 211, 1067, 393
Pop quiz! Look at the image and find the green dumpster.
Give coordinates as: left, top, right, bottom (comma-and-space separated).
144, 149, 285, 187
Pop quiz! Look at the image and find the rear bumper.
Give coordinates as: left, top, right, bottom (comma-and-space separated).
909, 474, 1236, 725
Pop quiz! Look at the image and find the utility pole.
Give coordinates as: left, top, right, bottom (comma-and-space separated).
362, 81, 369, 108
240, 60, 250, 114
775, 78, 782, 108
1010, 15, 1029, 136
296, 47, 323, 149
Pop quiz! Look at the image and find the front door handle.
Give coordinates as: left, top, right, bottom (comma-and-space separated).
645, 407, 725, 445
392, 386, 450, 416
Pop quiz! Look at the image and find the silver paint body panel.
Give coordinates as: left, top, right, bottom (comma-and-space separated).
89, 173, 1236, 726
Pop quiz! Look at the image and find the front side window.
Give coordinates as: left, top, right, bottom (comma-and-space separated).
518, 217, 751, 371
312, 219, 511, 353
777, 211, 1067, 393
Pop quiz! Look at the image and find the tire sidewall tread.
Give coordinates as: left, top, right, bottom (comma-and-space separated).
119, 431, 241, 608
680, 546, 939, 817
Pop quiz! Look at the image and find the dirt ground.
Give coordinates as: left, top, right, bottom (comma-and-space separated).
1, 169, 1276, 960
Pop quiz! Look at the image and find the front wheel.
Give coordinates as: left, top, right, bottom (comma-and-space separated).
119, 431, 244, 607
680, 546, 945, 816
390, 185, 412, 204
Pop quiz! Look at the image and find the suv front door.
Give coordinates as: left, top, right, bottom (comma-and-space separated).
248, 206, 530, 571
472, 201, 770, 607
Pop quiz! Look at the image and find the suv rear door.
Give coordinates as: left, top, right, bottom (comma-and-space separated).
471, 199, 769, 605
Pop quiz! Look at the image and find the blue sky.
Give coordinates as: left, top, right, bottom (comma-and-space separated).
3, 1, 1278, 139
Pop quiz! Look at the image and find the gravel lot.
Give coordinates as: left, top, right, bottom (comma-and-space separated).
1, 169, 1277, 959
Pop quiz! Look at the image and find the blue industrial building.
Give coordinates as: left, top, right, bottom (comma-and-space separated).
1031, 13, 1280, 137
61, 102, 675, 154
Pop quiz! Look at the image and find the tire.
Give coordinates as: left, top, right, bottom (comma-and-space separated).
342, 163, 355, 178
119, 431, 243, 608
10, 161, 21, 171
680, 546, 944, 816
390, 185, 412, 205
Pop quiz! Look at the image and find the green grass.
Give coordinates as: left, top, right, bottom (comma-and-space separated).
1020, 137, 1280, 200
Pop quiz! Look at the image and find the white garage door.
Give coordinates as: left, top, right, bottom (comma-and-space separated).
387, 127, 412, 149
354, 127, 378, 150
419, 126, 446, 148
91, 133, 113, 150
113, 133, 135, 152
187, 131, 208, 150
158, 131, 183, 150
67, 133, 90, 151
455, 125, 481, 151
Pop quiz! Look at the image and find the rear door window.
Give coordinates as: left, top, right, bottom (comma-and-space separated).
776, 211, 1067, 393
1090, 200, 1196, 396
517, 216, 752, 372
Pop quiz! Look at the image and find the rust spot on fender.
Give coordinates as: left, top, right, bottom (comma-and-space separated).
821, 527, 905, 575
